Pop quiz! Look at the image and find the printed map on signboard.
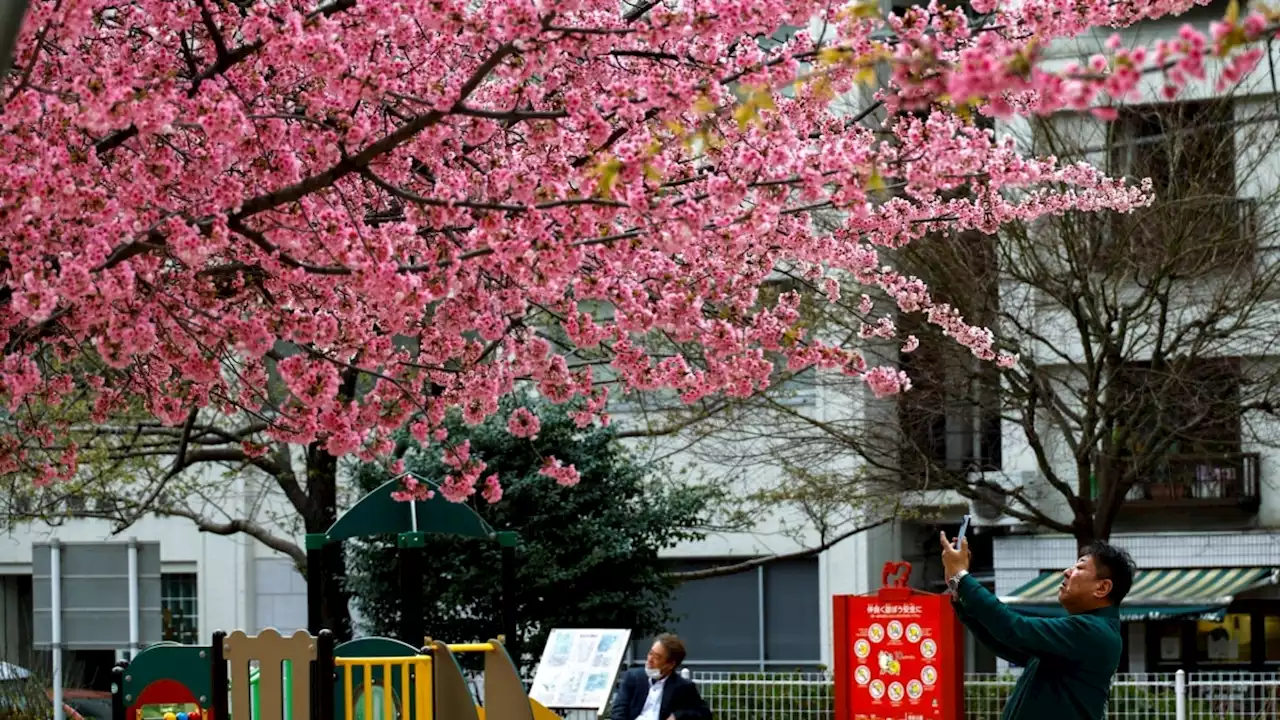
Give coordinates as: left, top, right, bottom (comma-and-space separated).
529, 628, 631, 711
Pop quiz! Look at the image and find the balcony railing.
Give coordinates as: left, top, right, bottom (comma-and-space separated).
1121, 452, 1261, 510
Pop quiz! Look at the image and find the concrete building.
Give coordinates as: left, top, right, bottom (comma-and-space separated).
618, 0, 1280, 676
0, 473, 310, 688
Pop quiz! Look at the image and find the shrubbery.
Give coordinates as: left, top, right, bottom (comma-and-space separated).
673, 673, 1274, 720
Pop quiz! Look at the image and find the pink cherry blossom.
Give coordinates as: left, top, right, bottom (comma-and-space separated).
392, 476, 436, 503
482, 474, 504, 504
539, 457, 582, 487
507, 407, 542, 438
1, 0, 1272, 502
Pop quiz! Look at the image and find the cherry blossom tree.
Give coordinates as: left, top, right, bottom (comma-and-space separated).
2, 0, 1276, 550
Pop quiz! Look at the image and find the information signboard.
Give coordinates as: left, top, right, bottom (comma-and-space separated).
529, 628, 631, 712
834, 562, 964, 720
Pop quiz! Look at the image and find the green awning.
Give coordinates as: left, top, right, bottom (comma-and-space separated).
1000, 567, 1279, 621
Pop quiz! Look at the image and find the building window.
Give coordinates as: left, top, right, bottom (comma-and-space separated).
1265, 616, 1280, 665
161, 573, 198, 644
1099, 99, 1252, 274
1109, 100, 1234, 198
631, 558, 822, 671
1109, 358, 1243, 501
1112, 358, 1241, 450
898, 335, 1002, 474
1147, 606, 1280, 670
1196, 615, 1253, 665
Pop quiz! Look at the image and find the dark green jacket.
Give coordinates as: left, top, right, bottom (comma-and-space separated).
953, 574, 1122, 720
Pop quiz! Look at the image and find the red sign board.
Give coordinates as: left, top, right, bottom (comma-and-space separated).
834, 562, 964, 720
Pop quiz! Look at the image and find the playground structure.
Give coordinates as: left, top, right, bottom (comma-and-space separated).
109, 473, 542, 720
111, 630, 560, 720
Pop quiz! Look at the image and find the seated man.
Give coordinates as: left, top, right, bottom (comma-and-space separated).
611, 634, 711, 720
941, 533, 1135, 720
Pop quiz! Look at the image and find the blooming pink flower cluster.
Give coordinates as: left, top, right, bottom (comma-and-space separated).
538, 457, 582, 488
0, 0, 1270, 500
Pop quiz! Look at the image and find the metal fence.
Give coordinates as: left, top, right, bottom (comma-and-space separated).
674, 669, 1280, 720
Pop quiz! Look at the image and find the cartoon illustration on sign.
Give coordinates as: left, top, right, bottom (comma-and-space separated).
868, 623, 885, 643
920, 638, 937, 659
855, 666, 871, 685
920, 665, 938, 686
888, 682, 905, 702
907, 680, 924, 700
887, 620, 903, 640
869, 680, 886, 700
877, 651, 901, 676
906, 623, 923, 643
854, 639, 871, 658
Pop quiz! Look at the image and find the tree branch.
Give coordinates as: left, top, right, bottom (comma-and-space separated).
666, 516, 894, 580
159, 506, 306, 566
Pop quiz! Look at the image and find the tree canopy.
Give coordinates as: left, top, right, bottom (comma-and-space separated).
631, 86, 1280, 550
8, 0, 1267, 499
346, 396, 716, 667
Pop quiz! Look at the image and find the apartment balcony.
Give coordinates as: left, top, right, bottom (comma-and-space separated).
1121, 453, 1261, 512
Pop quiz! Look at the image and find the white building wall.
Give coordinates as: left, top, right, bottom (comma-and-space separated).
0, 516, 251, 639
253, 556, 308, 633
0, 464, 312, 658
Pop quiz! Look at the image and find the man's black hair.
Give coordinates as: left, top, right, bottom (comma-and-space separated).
1083, 541, 1137, 605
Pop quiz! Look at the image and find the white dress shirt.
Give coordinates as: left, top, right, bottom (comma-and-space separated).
636, 674, 667, 720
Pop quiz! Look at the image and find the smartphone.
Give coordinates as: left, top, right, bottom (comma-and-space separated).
956, 514, 971, 547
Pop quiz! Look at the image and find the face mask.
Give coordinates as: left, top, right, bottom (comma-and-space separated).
644, 666, 662, 680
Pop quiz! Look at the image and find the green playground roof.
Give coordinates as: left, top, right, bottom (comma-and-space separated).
324, 475, 496, 543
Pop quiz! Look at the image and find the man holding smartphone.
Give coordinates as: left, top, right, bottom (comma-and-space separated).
941, 530, 1135, 719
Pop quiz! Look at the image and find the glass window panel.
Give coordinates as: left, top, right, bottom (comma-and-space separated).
1195, 614, 1251, 665
161, 573, 199, 645
763, 559, 820, 662
1264, 616, 1280, 663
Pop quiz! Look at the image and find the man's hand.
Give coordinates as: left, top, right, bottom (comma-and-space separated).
940, 531, 971, 580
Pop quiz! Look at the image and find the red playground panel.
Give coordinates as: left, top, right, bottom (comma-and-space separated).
834, 562, 965, 720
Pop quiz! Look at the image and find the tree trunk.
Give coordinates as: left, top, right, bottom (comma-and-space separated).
304, 443, 353, 641
302, 365, 361, 641
1073, 524, 1098, 557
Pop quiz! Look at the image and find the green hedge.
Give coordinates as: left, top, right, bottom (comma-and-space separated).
684, 674, 1275, 720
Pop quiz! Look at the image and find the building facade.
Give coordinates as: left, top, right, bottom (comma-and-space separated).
0, 487, 309, 689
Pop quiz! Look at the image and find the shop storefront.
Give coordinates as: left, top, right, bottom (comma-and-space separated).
998, 565, 1280, 671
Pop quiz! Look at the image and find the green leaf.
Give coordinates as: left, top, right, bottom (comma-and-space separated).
594, 157, 623, 199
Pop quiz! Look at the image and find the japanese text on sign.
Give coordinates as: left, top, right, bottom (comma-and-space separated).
865, 604, 924, 616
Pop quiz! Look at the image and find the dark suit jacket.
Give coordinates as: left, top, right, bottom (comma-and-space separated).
610, 668, 712, 720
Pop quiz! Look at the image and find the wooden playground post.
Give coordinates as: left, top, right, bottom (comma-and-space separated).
223, 630, 319, 720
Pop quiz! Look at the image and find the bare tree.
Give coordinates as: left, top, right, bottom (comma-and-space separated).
624, 87, 1280, 552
